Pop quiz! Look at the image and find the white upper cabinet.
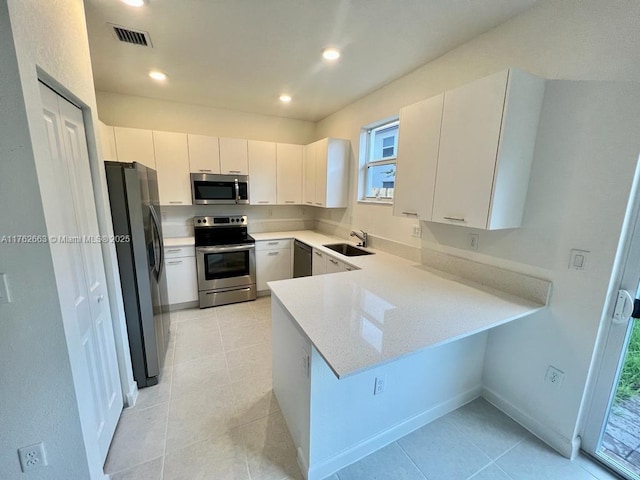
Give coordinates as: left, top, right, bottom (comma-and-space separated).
99, 121, 118, 161
188, 134, 220, 174
276, 143, 303, 205
153, 131, 192, 206
303, 142, 317, 206
392, 94, 444, 220
219, 137, 249, 175
248, 140, 277, 205
431, 68, 545, 230
113, 126, 156, 169
304, 138, 350, 208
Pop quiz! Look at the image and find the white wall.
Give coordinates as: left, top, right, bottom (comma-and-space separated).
313, 0, 640, 456
96, 91, 316, 144
1, 0, 128, 477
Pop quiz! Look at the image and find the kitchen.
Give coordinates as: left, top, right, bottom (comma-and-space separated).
1, 1, 640, 480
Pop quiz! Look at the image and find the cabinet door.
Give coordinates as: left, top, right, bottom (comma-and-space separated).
256, 248, 292, 291
99, 121, 118, 161
314, 139, 328, 207
323, 138, 350, 208
432, 70, 508, 229
165, 257, 198, 304
188, 134, 220, 174
312, 248, 327, 275
303, 142, 317, 206
153, 131, 192, 206
219, 137, 249, 174
392, 94, 443, 220
114, 126, 156, 168
276, 143, 303, 205
325, 255, 344, 274
248, 140, 277, 205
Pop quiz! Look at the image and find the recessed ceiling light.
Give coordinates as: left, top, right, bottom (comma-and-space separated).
279, 94, 292, 103
322, 47, 341, 61
149, 70, 167, 81
121, 0, 145, 7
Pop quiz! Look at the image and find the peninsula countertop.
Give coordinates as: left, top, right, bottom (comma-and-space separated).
259, 230, 548, 379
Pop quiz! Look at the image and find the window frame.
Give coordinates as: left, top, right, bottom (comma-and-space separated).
360, 118, 399, 203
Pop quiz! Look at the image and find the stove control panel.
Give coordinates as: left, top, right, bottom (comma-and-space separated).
193, 215, 248, 227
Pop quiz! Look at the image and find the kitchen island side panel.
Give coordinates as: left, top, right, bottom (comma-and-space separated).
271, 292, 487, 480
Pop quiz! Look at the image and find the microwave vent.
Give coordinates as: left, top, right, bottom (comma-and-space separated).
110, 24, 152, 47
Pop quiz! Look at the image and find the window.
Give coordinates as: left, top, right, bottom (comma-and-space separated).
362, 119, 399, 201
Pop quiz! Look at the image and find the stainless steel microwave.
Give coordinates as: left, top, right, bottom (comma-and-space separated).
191, 173, 249, 205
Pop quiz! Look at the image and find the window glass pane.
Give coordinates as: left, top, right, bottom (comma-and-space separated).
366, 163, 396, 199
371, 124, 398, 161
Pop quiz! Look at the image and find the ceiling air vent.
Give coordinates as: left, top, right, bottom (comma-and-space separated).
110, 24, 152, 47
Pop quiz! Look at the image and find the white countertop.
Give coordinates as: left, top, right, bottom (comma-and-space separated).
164, 236, 195, 247
262, 230, 546, 379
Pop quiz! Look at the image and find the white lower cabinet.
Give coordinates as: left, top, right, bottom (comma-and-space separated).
164, 246, 198, 305
313, 248, 357, 275
312, 248, 327, 275
256, 239, 292, 292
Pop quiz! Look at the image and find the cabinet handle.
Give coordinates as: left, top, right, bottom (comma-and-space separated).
443, 216, 466, 222
267, 241, 279, 245
345, 267, 353, 271
258, 201, 269, 204
306, 201, 313, 205
166, 249, 181, 253
167, 260, 183, 265
329, 259, 338, 265
314, 251, 322, 257
402, 211, 419, 217
315, 202, 322, 206
169, 201, 183, 204
228, 170, 241, 174
268, 251, 280, 256
198, 169, 212, 172
285, 201, 295, 204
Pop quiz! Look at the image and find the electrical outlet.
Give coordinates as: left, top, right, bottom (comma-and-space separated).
545, 366, 565, 388
468, 233, 479, 251
374, 375, 386, 395
412, 225, 421, 238
18, 443, 47, 472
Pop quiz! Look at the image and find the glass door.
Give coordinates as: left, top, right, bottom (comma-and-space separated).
599, 317, 640, 478
583, 194, 640, 479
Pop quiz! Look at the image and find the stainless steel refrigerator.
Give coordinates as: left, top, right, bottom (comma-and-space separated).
105, 161, 170, 388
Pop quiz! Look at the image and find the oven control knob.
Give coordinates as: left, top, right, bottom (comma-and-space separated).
203, 219, 207, 223
197, 219, 201, 223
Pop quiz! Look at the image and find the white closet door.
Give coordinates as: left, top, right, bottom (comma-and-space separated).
39, 83, 123, 463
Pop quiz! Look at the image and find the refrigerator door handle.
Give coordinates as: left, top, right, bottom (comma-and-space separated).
150, 204, 164, 279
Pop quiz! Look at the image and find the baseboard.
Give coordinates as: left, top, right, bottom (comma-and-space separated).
297, 447, 310, 480
123, 380, 138, 408
481, 386, 579, 459
307, 385, 482, 480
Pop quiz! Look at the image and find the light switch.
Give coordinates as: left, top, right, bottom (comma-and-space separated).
0, 273, 12, 304
569, 249, 590, 271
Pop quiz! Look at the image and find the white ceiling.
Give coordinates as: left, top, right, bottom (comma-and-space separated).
84, 0, 538, 122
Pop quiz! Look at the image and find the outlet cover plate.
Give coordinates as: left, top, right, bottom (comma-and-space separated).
18, 443, 47, 471
545, 366, 565, 388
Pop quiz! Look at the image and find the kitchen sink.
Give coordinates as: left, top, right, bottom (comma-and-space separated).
323, 243, 374, 257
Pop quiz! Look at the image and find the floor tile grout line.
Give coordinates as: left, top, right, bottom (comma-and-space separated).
104, 453, 165, 477
395, 440, 430, 480
160, 318, 179, 480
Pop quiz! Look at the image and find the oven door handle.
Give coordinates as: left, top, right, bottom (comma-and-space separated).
197, 244, 255, 254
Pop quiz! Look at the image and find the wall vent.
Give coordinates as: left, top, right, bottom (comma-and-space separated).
110, 24, 152, 47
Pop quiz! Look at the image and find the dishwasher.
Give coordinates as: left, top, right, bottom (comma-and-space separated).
293, 240, 312, 278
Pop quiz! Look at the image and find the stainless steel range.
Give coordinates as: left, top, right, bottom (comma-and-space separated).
194, 215, 256, 308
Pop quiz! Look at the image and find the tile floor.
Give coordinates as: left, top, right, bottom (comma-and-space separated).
105, 297, 622, 480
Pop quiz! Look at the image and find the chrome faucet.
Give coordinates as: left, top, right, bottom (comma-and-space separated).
350, 229, 368, 248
